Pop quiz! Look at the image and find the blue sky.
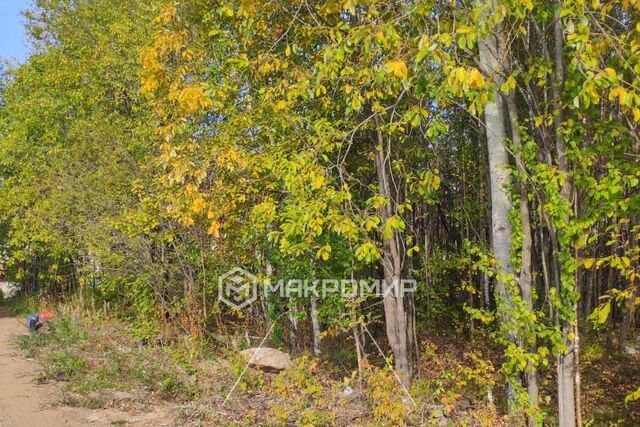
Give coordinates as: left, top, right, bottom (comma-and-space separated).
0, 0, 29, 63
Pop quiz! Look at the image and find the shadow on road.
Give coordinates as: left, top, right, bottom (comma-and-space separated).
0, 307, 16, 318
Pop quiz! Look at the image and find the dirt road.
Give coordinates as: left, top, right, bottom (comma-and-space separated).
0, 308, 172, 426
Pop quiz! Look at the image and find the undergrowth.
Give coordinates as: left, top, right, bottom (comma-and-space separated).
11, 306, 504, 426
3, 294, 40, 316
6, 298, 636, 426
16, 313, 196, 401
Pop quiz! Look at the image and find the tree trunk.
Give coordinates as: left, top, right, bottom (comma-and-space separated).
373, 117, 413, 386
620, 142, 639, 351
552, 4, 579, 425
477, 14, 518, 411
310, 297, 322, 356
539, 221, 554, 317
503, 84, 540, 424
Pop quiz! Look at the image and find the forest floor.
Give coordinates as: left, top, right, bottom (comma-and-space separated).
1, 298, 639, 426
0, 306, 175, 426
0, 298, 503, 426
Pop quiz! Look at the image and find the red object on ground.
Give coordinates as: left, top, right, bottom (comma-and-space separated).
39, 310, 54, 320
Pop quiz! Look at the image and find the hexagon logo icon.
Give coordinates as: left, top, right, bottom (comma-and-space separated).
219, 267, 258, 309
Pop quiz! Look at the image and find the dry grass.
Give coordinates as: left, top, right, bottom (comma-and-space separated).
11, 302, 638, 426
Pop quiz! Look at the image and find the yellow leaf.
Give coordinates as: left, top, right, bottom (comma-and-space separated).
583, 258, 595, 269
534, 116, 543, 127
192, 198, 206, 213
387, 60, 408, 79
311, 174, 325, 189
633, 108, 640, 123
468, 68, 486, 89
364, 216, 380, 231
316, 245, 331, 261
604, 67, 617, 78
432, 175, 441, 190
219, 6, 234, 17
207, 220, 221, 238
407, 245, 421, 256
342, 0, 355, 13
185, 183, 197, 195
456, 25, 474, 34
575, 233, 588, 250
609, 86, 627, 105
374, 31, 386, 43
596, 302, 611, 324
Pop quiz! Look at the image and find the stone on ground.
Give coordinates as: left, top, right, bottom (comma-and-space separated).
239, 347, 292, 372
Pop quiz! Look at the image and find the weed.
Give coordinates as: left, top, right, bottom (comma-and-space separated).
268, 356, 336, 426
49, 350, 87, 380
365, 366, 411, 426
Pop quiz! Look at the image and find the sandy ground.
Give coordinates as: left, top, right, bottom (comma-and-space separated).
0, 307, 173, 426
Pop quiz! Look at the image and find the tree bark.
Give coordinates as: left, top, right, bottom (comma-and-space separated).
620, 137, 639, 351
477, 13, 518, 411
552, 5, 579, 425
373, 117, 413, 386
503, 86, 540, 424
310, 297, 322, 356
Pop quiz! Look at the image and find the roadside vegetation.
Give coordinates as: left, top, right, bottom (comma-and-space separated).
4, 295, 638, 425
8, 296, 504, 426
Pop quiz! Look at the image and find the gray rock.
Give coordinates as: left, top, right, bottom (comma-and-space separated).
0, 281, 19, 299
457, 397, 472, 409
341, 386, 354, 396
239, 347, 293, 372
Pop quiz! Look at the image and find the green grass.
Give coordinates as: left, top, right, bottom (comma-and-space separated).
1, 295, 40, 316
16, 332, 50, 358
13, 311, 196, 405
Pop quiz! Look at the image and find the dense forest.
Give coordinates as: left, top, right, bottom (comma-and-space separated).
0, 0, 639, 425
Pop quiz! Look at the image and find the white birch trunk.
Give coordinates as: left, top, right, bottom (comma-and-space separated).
310, 297, 321, 356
